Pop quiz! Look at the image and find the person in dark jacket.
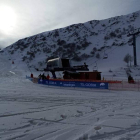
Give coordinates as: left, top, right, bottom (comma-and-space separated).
38, 74, 41, 79
128, 75, 134, 83
42, 73, 46, 80
30, 73, 33, 78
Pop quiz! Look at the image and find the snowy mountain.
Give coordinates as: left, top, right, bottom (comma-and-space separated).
1, 10, 140, 140
2, 10, 140, 79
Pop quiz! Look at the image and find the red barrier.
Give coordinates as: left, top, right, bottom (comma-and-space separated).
48, 78, 121, 83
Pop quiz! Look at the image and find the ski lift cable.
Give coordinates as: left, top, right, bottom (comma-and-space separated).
88, 43, 121, 65
88, 45, 119, 67
89, 46, 118, 66
87, 50, 106, 66
85, 46, 110, 64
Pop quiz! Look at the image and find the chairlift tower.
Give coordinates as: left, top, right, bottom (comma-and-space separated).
128, 30, 140, 66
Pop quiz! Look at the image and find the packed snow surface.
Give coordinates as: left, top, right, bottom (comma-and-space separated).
0, 56, 140, 140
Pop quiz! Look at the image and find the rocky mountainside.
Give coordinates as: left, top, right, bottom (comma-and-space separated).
3, 10, 140, 73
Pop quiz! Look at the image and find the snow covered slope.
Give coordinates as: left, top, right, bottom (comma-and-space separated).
2, 10, 140, 80
1, 53, 140, 140
1, 9, 140, 138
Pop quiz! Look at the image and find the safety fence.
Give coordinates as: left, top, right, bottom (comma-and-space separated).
26, 76, 140, 91
109, 80, 140, 91
38, 79, 108, 89
26, 76, 108, 89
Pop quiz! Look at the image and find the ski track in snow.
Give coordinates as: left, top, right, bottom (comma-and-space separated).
0, 56, 140, 140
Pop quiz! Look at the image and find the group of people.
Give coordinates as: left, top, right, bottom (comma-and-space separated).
128, 75, 134, 83
38, 73, 50, 80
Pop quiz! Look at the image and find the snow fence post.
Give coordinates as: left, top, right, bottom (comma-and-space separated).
138, 80, 140, 91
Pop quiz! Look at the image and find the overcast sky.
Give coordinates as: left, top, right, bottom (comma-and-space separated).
0, 0, 140, 48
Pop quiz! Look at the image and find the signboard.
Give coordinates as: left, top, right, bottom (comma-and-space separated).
38, 79, 108, 89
